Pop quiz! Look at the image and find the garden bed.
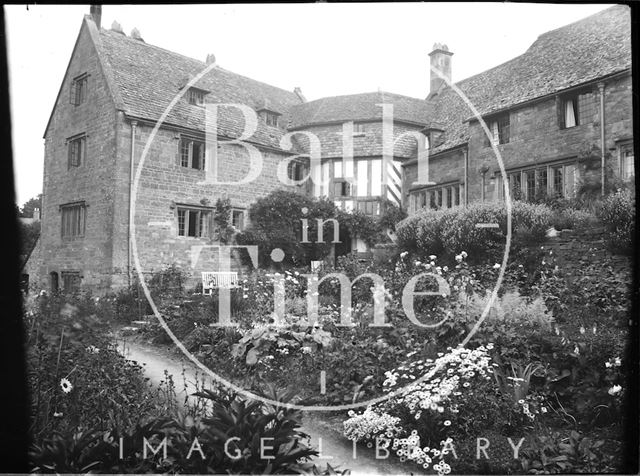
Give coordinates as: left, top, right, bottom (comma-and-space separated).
117, 242, 633, 474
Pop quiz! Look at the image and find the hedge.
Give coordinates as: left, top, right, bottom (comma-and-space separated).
395, 201, 553, 260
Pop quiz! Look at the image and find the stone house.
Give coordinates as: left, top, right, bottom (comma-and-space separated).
403, 5, 633, 211
25, 5, 633, 293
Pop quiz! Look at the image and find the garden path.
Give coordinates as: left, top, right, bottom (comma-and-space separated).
116, 336, 416, 475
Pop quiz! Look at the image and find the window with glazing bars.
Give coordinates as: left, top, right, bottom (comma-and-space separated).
231, 209, 245, 231
487, 114, 510, 145
68, 134, 86, 169
288, 161, 304, 181
561, 91, 595, 129
177, 208, 210, 237
61, 203, 86, 238
620, 142, 634, 180
180, 138, 205, 170
70, 74, 88, 106
188, 88, 205, 106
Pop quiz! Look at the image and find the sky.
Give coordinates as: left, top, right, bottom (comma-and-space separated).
5, 3, 613, 206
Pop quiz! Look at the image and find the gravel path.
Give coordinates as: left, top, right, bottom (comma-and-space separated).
116, 335, 416, 475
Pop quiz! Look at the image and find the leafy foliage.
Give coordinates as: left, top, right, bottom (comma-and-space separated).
29, 387, 346, 474
212, 197, 234, 244
598, 188, 635, 254
236, 190, 340, 267
395, 200, 553, 261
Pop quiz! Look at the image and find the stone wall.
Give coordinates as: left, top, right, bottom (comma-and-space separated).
540, 227, 630, 276
403, 74, 634, 211
35, 19, 119, 291
128, 122, 302, 290
468, 74, 633, 201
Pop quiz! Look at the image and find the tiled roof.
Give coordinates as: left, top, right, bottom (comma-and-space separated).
428, 5, 631, 154
289, 91, 434, 128
97, 27, 303, 150
90, 5, 630, 156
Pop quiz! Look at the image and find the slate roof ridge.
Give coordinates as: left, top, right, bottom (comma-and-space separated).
528, 4, 625, 43
302, 90, 427, 106
423, 4, 631, 155
439, 4, 630, 97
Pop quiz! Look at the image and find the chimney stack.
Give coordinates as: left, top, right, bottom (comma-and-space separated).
111, 20, 124, 34
205, 54, 216, 65
130, 28, 144, 41
294, 87, 306, 102
428, 43, 453, 95
90, 5, 102, 29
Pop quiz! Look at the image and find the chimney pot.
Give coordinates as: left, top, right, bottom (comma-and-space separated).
90, 5, 102, 29
205, 54, 216, 65
428, 43, 453, 96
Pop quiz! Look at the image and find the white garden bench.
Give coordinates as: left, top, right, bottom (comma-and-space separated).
202, 271, 239, 295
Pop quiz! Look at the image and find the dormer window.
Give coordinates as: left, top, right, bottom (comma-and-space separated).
258, 110, 279, 127
257, 107, 281, 127
187, 88, 206, 107
265, 112, 278, 127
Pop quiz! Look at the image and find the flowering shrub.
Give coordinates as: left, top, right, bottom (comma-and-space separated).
342, 408, 404, 442
343, 345, 529, 473
598, 188, 635, 254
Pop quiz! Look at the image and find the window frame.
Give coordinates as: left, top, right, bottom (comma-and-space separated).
618, 141, 635, 181
353, 122, 366, 137
187, 88, 206, 107
332, 178, 352, 198
495, 159, 579, 201
485, 113, 510, 146
67, 133, 87, 169
179, 136, 206, 170
61, 271, 81, 293
264, 112, 279, 127
231, 208, 246, 231
177, 205, 212, 238
409, 182, 461, 213
70, 73, 88, 106
560, 89, 596, 129
287, 160, 305, 181
60, 202, 87, 239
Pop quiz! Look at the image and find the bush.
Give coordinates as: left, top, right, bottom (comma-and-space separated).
236, 190, 341, 267
378, 199, 408, 232
598, 189, 635, 254
395, 201, 553, 262
25, 293, 157, 443
550, 207, 599, 232
343, 345, 529, 474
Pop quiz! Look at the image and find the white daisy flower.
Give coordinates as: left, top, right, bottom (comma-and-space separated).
60, 378, 73, 393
